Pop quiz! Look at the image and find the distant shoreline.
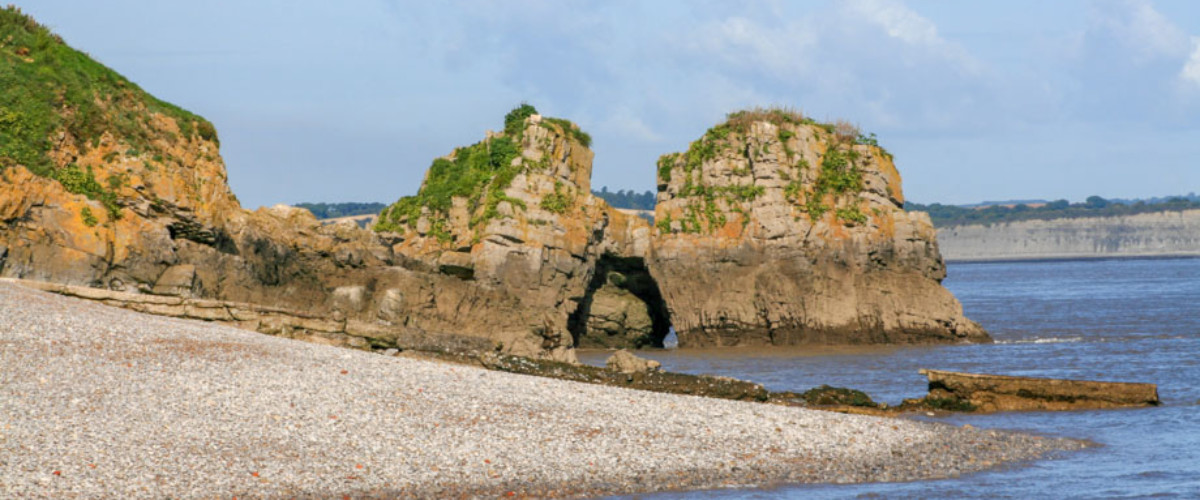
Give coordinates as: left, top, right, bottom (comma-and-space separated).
936, 209, 1200, 264
946, 253, 1200, 265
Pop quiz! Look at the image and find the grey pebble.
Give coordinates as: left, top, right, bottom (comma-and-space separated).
0, 282, 1086, 498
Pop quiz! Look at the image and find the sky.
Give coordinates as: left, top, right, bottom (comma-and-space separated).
18, 0, 1200, 207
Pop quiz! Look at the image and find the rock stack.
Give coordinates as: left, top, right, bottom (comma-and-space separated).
0, 9, 987, 360
649, 109, 988, 347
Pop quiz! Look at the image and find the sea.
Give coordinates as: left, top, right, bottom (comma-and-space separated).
580, 257, 1200, 499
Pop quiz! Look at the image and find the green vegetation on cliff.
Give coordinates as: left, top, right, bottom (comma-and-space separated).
374, 105, 590, 240
657, 107, 881, 233
795, 147, 865, 220
0, 7, 216, 178
908, 195, 1200, 228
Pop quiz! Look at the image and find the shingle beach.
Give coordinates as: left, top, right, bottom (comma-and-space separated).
0, 282, 1085, 498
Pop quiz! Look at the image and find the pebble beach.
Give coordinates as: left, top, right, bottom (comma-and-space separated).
0, 282, 1086, 498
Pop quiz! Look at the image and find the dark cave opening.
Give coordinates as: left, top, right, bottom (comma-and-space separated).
568, 254, 672, 349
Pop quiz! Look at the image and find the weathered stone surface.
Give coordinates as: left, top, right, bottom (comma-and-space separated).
331, 285, 367, 313
373, 113, 655, 360
914, 369, 1160, 412
436, 252, 475, 280
151, 264, 196, 297
649, 112, 987, 347
605, 349, 662, 374
0, 44, 983, 364
584, 278, 654, 348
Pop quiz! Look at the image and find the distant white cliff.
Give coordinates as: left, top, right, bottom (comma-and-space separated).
936, 209, 1200, 262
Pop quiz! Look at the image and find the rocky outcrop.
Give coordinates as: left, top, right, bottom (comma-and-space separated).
0, 13, 643, 362
1, 11, 985, 359
605, 349, 662, 374
582, 276, 655, 348
370, 107, 659, 359
937, 210, 1200, 262
913, 369, 1160, 412
649, 110, 987, 347
3, 277, 495, 354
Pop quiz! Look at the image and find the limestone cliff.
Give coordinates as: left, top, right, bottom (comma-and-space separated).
649, 109, 987, 347
0, 11, 654, 361
374, 106, 659, 357
937, 210, 1200, 261
0, 9, 986, 359
0, 10, 605, 361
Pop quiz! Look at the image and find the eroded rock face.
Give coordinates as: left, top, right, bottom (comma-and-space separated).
580, 273, 654, 348
0, 89, 651, 363
605, 349, 662, 374
649, 111, 987, 347
0, 17, 985, 360
372, 113, 655, 360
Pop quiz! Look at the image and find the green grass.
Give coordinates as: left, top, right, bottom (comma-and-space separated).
655, 212, 673, 233
791, 146, 865, 222
51, 163, 121, 219
375, 105, 590, 243
0, 6, 216, 214
504, 103, 537, 137
540, 181, 572, 214
79, 206, 97, 227
836, 206, 867, 226
542, 117, 592, 148
657, 107, 881, 233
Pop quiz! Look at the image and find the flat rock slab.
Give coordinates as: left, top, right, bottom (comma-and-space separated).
0, 283, 1085, 498
920, 369, 1160, 412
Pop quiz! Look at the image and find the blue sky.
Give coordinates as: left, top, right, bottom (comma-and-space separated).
19, 0, 1200, 207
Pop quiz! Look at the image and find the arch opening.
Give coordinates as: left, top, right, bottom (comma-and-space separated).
568, 255, 671, 349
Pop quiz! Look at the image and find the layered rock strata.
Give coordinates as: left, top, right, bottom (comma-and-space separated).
372, 108, 657, 357
937, 210, 1200, 262
1, 10, 985, 358
649, 110, 988, 347
0, 12, 649, 361
915, 369, 1160, 412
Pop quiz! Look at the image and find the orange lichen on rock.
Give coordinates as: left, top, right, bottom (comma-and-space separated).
649, 109, 987, 347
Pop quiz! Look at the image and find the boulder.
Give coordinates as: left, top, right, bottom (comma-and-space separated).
582, 278, 654, 348
605, 349, 662, 374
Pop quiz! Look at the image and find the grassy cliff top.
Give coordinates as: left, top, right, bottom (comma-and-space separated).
374, 104, 591, 242
0, 6, 216, 177
655, 107, 893, 234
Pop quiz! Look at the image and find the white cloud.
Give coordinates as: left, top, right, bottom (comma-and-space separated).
681, 16, 817, 80
1182, 37, 1200, 88
845, 0, 940, 46
1088, 0, 1189, 60
843, 0, 981, 74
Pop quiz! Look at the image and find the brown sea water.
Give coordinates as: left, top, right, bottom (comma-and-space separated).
580, 257, 1200, 498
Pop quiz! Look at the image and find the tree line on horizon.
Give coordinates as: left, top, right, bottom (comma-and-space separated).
591, 187, 656, 210
906, 194, 1200, 227
293, 202, 386, 219
294, 191, 1200, 225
